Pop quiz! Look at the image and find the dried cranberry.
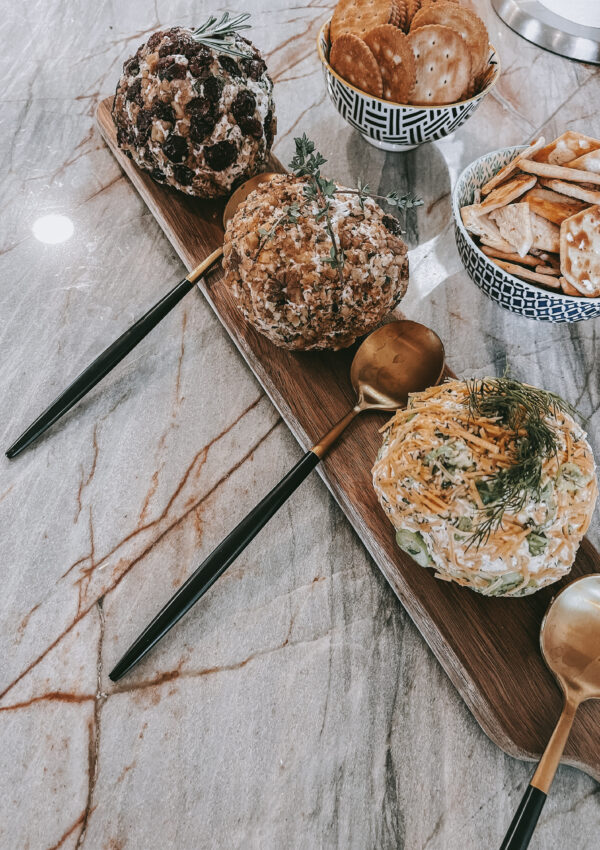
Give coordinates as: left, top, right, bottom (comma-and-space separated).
241, 57, 266, 81
186, 96, 213, 116
162, 134, 188, 162
116, 126, 133, 148
136, 110, 153, 144
150, 167, 166, 182
189, 48, 212, 78
126, 78, 143, 105
231, 90, 256, 123
158, 42, 175, 58
382, 215, 402, 236
156, 58, 187, 80
173, 164, 195, 185
123, 57, 139, 76
239, 116, 262, 139
189, 113, 217, 144
218, 55, 241, 77
204, 140, 237, 171
146, 32, 163, 51
264, 110, 275, 148
203, 76, 224, 103
152, 101, 175, 123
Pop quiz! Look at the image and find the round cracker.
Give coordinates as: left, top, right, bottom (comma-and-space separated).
404, 0, 422, 31
395, 0, 408, 31
364, 25, 416, 103
330, 33, 384, 97
407, 24, 471, 105
330, 0, 398, 42
410, 3, 489, 77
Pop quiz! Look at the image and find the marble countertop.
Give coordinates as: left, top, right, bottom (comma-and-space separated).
1, 2, 599, 848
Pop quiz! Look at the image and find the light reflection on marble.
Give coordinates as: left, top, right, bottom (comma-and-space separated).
1, 1, 599, 848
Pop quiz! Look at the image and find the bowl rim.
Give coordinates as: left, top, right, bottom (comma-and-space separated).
452, 144, 599, 306
316, 19, 501, 110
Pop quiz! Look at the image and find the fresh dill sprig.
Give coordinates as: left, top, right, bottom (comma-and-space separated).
465, 377, 577, 548
190, 12, 251, 58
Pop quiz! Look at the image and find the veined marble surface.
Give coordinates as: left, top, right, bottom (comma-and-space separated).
1, 2, 599, 848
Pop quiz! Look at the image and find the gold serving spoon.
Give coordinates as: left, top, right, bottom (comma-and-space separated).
109, 320, 446, 680
500, 573, 600, 850
6, 172, 278, 459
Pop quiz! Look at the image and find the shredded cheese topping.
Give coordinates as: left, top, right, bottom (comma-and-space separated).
372, 380, 598, 597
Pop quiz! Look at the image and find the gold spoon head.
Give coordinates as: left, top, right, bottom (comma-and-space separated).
222, 172, 279, 228
540, 574, 600, 702
350, 320, 445, 410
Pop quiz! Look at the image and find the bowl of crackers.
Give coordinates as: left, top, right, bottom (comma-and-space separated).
454, 132, 600, 322
317, 0, 499, 152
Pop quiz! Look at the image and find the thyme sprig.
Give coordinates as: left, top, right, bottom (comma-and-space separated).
253, 135, 423, 271
191, 12, 251, 58
257, 203, 300, 253
465, 377, 577, 548
349, 178, 424, 212
290, 135, 346, 281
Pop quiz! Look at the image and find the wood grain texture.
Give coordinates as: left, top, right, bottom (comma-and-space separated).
97, 96, 600, 781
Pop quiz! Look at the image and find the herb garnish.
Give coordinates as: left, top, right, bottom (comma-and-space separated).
465, 377, 577, 548
191, 12, 251, 58
254, 134, 422, 274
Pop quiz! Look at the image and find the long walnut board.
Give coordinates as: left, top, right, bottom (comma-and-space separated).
98, 97, 600, 780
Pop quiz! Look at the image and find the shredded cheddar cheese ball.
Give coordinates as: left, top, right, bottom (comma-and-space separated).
373, 379, 597, 596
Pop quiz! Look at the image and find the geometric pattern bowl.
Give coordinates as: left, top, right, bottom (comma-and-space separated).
317, 20, 500, 152
453, 146, 600, 322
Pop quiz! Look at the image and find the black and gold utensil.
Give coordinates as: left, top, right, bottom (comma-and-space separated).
5, 172, 276, 459
109, 320, 445, 681
500, 574, 600, 850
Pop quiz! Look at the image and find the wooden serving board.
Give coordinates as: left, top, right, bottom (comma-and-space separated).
97, 97, 600, 780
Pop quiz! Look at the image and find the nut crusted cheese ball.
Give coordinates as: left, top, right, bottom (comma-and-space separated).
373, 380, 598, 597
222, 175, 409, 350
112, 27, 276, 198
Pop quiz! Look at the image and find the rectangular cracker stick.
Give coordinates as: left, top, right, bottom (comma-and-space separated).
492, 258, 561, 288
539, 178, 600, 205
520, 159, 600, 186
480, 246, 539, 267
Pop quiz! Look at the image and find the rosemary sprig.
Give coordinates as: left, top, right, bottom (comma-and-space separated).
190, 12, 251, 58
464, 377, 577, 548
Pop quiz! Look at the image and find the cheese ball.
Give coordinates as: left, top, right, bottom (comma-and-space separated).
222, 174, 409, 350
112, 26, 276, 198
373, 379, 597, 597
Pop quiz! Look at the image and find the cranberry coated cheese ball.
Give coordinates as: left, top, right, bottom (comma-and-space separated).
222, 175, 409, 350
112, 26, 276, 198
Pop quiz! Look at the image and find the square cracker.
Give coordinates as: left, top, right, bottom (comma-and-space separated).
478, 174, 537, 213
566, 149, 600, 176
530, 211, 560, 253
532, 131, 600, 165
480, 138, 544, 196
522, 186, 586, 226
560, 205, 600, 297
488, 203, 533, 257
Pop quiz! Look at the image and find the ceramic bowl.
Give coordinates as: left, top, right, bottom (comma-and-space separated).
317, 20, 500, 152
453, 145, 600, 322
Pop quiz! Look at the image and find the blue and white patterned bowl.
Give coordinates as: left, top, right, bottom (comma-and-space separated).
317, 20, 500, 152
453, 146, 600, 322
